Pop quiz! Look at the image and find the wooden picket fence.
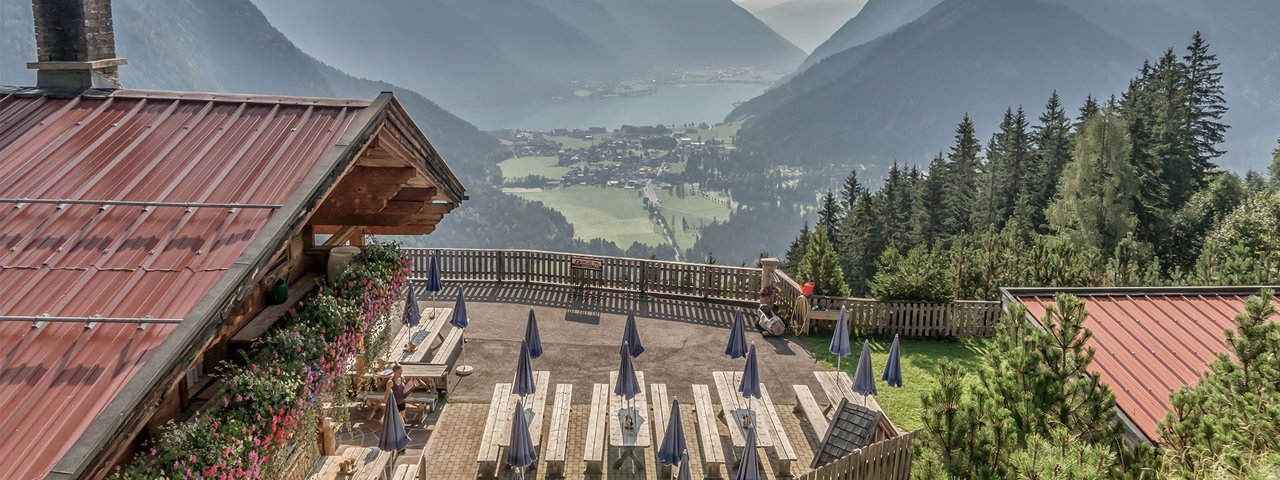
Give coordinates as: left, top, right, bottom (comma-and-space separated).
404, 248, 761, 303
800, 430, 918, 480
804, 296, 1002, 338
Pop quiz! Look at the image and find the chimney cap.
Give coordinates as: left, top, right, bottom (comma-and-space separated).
27, 58, 127, 72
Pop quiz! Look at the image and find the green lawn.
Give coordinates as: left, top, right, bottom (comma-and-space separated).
498, 156, 570, 181
504, 186, 663, 247
658, 189, 732, 248
546, 133, 612, 149
694, 122, 742, 144
799, 335, 990, 432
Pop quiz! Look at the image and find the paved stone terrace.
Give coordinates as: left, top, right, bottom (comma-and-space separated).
340, 283, 835, 478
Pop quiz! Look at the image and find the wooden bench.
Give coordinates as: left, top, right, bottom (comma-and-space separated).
692, 384, 725, 479
545, 384, 573, 478
404, 391, 438, 424
231, 275, 318, 345
476, 383, 509, 478
426, 327, 464, 392
391, 464, 416, 480
793, 384, 830, 440
583, 383, 609, 474
760, 384, 798, 476
650, 383, 672, 478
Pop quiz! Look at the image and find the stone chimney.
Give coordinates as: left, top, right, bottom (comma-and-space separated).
27, 0, 127, 90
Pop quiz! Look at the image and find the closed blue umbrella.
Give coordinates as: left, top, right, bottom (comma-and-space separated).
377, 397, 410, 453
513, 340, 536, 398
725, 311, 748, 359
506, 399, 538, 477
677, 449, 692, 480
657, 398, 687, 465
738, 344, 761, 400
616, 342, 640, 400
402, 285, 421, 328
882, 334, 903, 388
851, 340, 877, 404
449, 289, 468, 329
735, 424, 761, 480
738, 343, 761, 429
425, 251, 443, 293
620, 311, 644, 358
616, 342, 641, 427
828, 306, 851, 372
524, 309, 543, 359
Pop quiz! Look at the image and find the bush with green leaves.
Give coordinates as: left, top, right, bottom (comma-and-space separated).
870, 244, 955, 302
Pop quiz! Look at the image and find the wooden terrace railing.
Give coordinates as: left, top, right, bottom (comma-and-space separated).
805, 295, 1002, 338
405, 248, 762, 303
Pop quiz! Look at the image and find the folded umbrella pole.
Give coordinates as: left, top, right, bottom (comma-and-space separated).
881, 334, 903, 411
725, 311, 748, 359
738, 344, 761, 429
657, 398, 687, 466
851, 340, 878, 406
829, 306, 851, 373
425, 251, 443, 318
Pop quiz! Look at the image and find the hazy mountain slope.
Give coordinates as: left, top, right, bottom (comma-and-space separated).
754, 0, 868, 53
252, 0, 803, 113
800, 0, 942, 71
730, 0, 1142, 172
587, 0, 804, 71
251, 0, 625, 110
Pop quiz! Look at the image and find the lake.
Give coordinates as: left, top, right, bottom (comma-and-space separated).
456, 83, 769, 131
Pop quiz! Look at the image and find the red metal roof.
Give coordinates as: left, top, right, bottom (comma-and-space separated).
0, 89, 367, 479
1016, 292, 1249, 443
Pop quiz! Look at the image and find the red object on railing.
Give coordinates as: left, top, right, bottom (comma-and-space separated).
802, 282, 815, 296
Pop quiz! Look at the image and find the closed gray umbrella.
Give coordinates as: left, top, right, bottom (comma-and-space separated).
735, 424, 761, 480
616, 341, 641, 425
621, 311, 645, 357
402, 285, 420, 328
506, 399, 538, 478
525, 309, 543, 359
828, 306, 851, 372
450, 289, 468, 329
851, 340, 877, 404
378, 397, 410, 453
725, 311, 748, 359
656, 398, 687, 465
513, 340, 536, 398
738, 343, 761, 428
677, 449, 692, 480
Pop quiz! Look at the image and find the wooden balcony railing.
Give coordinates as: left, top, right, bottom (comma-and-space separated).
805, 295, 1002, 338
405, 248, 763, 303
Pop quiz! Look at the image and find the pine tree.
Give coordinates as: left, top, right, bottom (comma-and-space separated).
1150, 48, 1197, 211
1269, 139, 1280, 189
912, 154, 948, 245
1121, 64, 1170, 253
817, 190, 841, 243
797, 225, 851, 297
782, 222, 811, 272
942, 115, 982, 238
1027, 92, 1073, 231
876, 162, 913, 248
1075, 94, 1100, 130
838, 189, 882, 295
1048, 106, 1139, 255
840, 169, 863, 212
1182, 32, 1229, 170
974, 108, 1033, 231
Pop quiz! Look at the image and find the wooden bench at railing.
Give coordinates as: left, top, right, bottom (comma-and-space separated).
804, 296, 1001, 338
799, 430, 917, 480
405, 248, 762, 303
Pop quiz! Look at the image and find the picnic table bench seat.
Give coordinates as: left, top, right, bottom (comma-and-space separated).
760, 384, 798, 476
692, 384, 725, 479
545, 384, 573, 478
793, 384, 830, 440
424, 327, 464, 392
476, 383, 510, 478
391, 464, 416, 480
584, 383, 610, 474
650, 383, 672, 478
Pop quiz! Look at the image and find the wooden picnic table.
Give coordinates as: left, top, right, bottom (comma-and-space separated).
812, 370, 885, 412
370, 364, 448, 391
384, 307, 451, 364
608, 370, 650, 472
495, 371, 551, 448
711, 371, 776, 448
307, 446, 392, 480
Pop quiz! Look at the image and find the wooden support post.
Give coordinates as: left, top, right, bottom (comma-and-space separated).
760, 257, 779, 308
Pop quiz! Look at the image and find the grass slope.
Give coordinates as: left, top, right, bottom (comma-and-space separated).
505, 186, 663, 247
800, 335, 989, 431
658, 190, 733, 248
498, 156, 571, 181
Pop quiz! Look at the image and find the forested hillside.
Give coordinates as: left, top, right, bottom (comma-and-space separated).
798, 0, 941, 70
783, 33, 1280, 300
